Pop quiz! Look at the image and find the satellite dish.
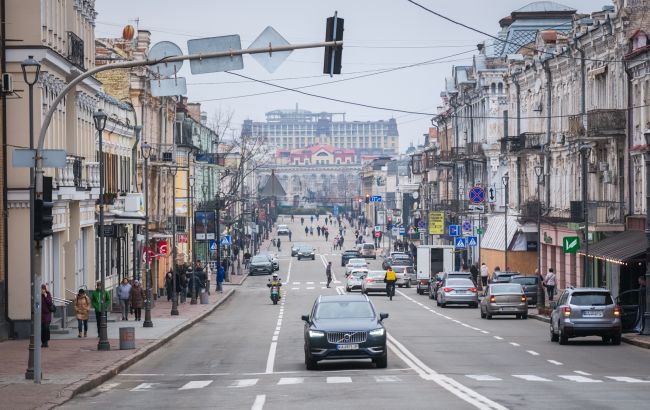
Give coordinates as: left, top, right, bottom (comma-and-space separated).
148, 41, 183, 77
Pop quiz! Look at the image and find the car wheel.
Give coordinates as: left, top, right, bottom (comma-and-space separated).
373, 256, 376, 260
550, 323, 559, 342
601, 335, 611, 344
516, 314, 521, 319
428, 291, 434, 300
417, 288, 423, 295
486, 312, 492, 320
373, 354, 388, 369
406, 281, 411, 288
559, 327, 568, 345
472, 303, 479, 309
312, 256, 315, 260
397, 284, 403, 288
305, 353, 318, 370
436, 298, 441, 307
522, 313, 528, 319
611, 333, 622, 345
345, 286, 350, 292
297, 256, 301, 261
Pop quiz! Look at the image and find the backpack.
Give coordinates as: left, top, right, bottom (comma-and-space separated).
385, 270, 396, 281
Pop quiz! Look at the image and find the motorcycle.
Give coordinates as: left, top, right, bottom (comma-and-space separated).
269, 284, 280, 305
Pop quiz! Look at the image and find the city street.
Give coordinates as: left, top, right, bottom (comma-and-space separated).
61, 218, 650, 410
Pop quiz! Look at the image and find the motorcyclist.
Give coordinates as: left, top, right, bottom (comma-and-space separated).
384, 266, 397, 301
267, 273, 282, 299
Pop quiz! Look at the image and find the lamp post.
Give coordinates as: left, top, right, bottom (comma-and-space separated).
170, 165, 179, 316
22, 55, 41, 382
141, 142, 153, 328
641, 134, 650, 335
189, 175, 197, 305
93, 109, 110, 351
534, 165, 545, 310
502, 174, 509, 270
579, 144, 591, 286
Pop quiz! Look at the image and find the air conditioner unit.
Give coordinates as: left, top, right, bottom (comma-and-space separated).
162, 152, 173, 162
1, 73, 13, 93
598, 162, 609, 172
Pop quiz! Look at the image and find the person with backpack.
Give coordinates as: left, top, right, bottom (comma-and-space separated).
384, 266, 397, 301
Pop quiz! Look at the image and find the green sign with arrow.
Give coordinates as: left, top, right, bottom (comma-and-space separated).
563, 236, 580, 254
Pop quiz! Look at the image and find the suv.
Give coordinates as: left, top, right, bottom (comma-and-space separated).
360, 243, 377, 259
550, 287, 622, 345
277, 224, 291, 235
490, 271, 520, 284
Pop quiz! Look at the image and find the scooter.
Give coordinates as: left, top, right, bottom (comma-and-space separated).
269, 284, 280, 305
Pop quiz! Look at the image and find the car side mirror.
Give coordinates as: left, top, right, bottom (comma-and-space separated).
549, 301, 557, 310
301, 315, 310, 322
379, 313, 389, 321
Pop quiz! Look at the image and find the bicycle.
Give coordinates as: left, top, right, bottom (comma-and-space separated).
386, 282, 396, 301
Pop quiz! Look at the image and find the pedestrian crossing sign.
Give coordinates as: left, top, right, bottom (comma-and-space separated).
209, 240, 217, 251
455, 237, 467, 249
468, 236, 478, 247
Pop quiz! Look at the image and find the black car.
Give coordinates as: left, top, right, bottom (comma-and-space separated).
302, 294, 389, 370
297, 246, 316, 260
341, 249, 361, 266
510, 275, 540, 305
248, 255, 274, 275
490, 271, 520, 284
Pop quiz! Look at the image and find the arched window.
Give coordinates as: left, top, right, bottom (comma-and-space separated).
498, 82, 504, 94
491, 83, 496, 94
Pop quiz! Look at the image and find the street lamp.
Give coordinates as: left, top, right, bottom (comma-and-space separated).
169, 165, 179, 316
502, 173, 509, 270
141, 141, 154, 328
534, 165, 545, 310
641, 134, 650, 335
22, 55, 41, 382
93, 109, 110, 351
189, 175, 197, 305
579, 144, 592, 286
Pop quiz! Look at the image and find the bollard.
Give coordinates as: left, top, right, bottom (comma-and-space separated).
119, 327, 135, 350
200, 289, 209, 304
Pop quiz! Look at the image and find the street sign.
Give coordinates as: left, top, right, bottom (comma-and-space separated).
370, 195, 382, 202
563, 236, 580, 254
150, 77, 187, 97
467, 236, 478, 247
418, 219, 426, 229
462, 220, 472, 233
476, 227, 484, 235
148, 41, 184, 77
487, 185, 497, 203
399, 226, 406, 236
376, 209, 386, 225
249, 26, 292, 73
391, 227, 398, 236
468, 204, 485, 213
332, 205, 339, 216
454, 237, 467, 249
408, 226, 416, 235
449, 225, 460, 237
468, 186, 485, 204
209, 240, 217, 251
221, 235, 232, 246
428, 211, 444, 235
12, 148, 67, 168
187, 35, 244, 74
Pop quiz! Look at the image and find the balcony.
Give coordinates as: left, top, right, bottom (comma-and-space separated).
569, 200, 624, 226
466, 143, 484, 156
451, 146, 466, 159
586, 109, 626, 139
519, 200, 541, 222
521, 132, 544, 150
66, 31, 85, 70
568, 115, 585, 138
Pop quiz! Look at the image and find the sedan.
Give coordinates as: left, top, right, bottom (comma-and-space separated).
302, 294, 388, 370
361, 270, 388, 294
291, 243, 305, 257
248, 255, 274, 275
480, 283, 528, 319
258, 252, 279, 271
341, 249, 361, 266
345, 269, 367, 292
394, 267, 413, 288
277, 224, 291, 235
345, 258, 369, 275
436, 278, 478, 307
297, 246, 316, 260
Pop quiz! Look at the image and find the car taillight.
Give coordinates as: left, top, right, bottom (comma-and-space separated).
521, 295, 527, 302
420, 279, 428, 285
469, 287, 477, 293
367, 278, 374, 283
563, 306, 571, 317
443, 287, 453, 293
489, 295, 496, 303
614, 306, 621, 317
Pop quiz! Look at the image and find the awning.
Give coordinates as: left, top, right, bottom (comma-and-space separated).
481, 214, 518, 251
577, 230, 646, 265
107, 209, 146, 225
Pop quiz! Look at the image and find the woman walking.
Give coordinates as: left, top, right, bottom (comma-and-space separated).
41, 284, 54, 348
129, 280, 146, 321
74, 288, 91, 337
544, 268, 557, 301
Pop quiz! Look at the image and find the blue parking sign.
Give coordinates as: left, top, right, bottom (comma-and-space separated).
449, 225, 460, 236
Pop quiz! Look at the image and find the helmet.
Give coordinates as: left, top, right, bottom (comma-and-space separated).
272, 273, 278, 278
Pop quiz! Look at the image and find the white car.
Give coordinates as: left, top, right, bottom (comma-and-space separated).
277, 224, 291, 236
345, 268, 368, 292
345, 258, 369, 275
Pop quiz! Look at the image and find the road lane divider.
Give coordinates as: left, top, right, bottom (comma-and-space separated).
265, 287, 288, 374
251, 394, 266, 410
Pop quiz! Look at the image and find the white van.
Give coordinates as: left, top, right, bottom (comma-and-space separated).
360, 243, 376, 259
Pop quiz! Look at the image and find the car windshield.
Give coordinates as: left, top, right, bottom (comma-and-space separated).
363, 244, 374, 249
315, 301, 375, 319
344, 250, 358, 255
278, 225, 288, 229
571, 292, 613, 306
392, 254, 410, 259
491, 284, 522, 294
392, 260, 412, 266
298, 247, 312, 251
251, 256, 268, 263
448, 273, 470, 278
512, 277, 537, 285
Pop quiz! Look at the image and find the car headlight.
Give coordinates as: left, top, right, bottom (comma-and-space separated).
309, 330, 325, 338
369, 328, 385, 337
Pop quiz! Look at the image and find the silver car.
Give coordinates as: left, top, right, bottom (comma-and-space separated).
346, 258, 369, 275
480, 283, 528, 319
361, 270, 387, 294
436, 278, 478, 308
345, 269, 368, 292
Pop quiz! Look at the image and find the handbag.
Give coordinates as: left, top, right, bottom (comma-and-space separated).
48, 301, 56, 313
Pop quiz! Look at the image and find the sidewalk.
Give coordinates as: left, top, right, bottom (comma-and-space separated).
0, 289, 236, 410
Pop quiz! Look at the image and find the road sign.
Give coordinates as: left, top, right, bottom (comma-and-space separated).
476, 227, 484, 235
418, 219, 426, 229
428, 211, 444, 235
449, 225, 460, 237
221, 235, 232, 246
408, 227, 416, 235
462, 220, 472, 233
370, 195, 382, 203
249, 26, 292, 73
391, 227, 398, 236
209, 240, 217, 251
468, 186, 486, 204
468, 204, 485, 213
563, 236, 580, 254
487, 185, 497, 203
12, 148, 67, 168
467, 236, 478, 247
333, 205, 339, 216
187, 35, 244, 74
377, 209, 386, 225
454, 237, 467, 249
399, 226, 405, 236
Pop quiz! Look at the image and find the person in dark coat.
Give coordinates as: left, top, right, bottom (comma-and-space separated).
129, 280, 145, 321
165, 271, 173, 301
41, 284, 53, 347
217, 265, 225, 293
470, 264, 479, 286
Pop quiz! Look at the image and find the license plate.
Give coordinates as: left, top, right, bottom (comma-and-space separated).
582, 310, 603, 317
337, 344, 359, 351
501, 307, 518, 311
455, 290, 467, 294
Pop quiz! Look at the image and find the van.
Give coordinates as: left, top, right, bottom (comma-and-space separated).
360, 243, 376, 259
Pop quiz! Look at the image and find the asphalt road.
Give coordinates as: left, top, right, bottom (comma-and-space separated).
62, 216, 650, 410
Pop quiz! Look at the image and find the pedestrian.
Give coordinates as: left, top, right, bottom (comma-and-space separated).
305, 226, 309, 236
177, 268, 188, 304
317, 226, 322, 236
129, 280, 145, 321
90, 281, 110, 337
470, 264, 479, 286
326, 261, 332, 288
310, 226, 314, 236
117, 277, 132, 320
74, 288, 90, 338
217, 264, 225, 293
301, 217, 304, 225
544, 268, 557, 301
638, 275, 646, 333
40, 284, 54, 348
324, 230, 329, 242
288, 230, 292, 242
480, 262, 489, 288
277, 237, 281, 251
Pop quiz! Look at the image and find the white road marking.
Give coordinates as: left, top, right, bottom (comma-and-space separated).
606, 376, 650, 383
130, 383, 157, 391
251, 394, 266, 410
278, 377, 305, 385
526, 350, 540, 356
466, 375, 502, 381
306, 287, 315, 290
230, 379, 259, 388
375, 375, 401, 383
320, 281, 326, 284
509, 342, 520, 347
327, 376, 352, 384
480, 330, 489, 334
512, 375, 552, 382
179, 380, 213, 390
291, 287, 299, 290
493, 336, 504, 340
547, 360, 563, 366
321, 286, 327, 289
462, 323, 472, 328
574, 370, 591, 376
292, 282, 300, 285
306, 281, 314, 285
272, 336, 278, 341
284, 259, 293, 284
265, 342, 277, 374
97, 382, 120, 392
558, 375, 602, 383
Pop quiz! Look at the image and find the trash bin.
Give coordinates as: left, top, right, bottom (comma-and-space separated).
119, 327, 135, 350
200, 289, 209, 304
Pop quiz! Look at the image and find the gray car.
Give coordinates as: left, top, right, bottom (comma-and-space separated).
297, 246, 316, 260
248, 255, 274, 275
510, 275, 540, 305
550, 287, 622, 345
480, 283, 528, 319
362, 270, 388, 294
436, 278, 478, 308
291, 243, 305, 257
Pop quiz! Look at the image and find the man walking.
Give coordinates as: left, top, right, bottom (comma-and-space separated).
326, 262, 333, 288
90, 281, 111, 337
217, 264, 225, 293
117, 277, 132, 321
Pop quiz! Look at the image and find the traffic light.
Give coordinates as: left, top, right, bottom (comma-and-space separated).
323, 13, 344, 75
365, 194, 370, 204
34, 176, 53, 241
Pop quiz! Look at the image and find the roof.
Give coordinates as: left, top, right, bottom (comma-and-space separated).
318, 294, 368, 302
480, 214, 519, 251
258, 173, 287, 197
513, 1, 576, 14
577, 230, 646, 264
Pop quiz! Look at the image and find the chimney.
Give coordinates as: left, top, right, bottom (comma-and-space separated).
186, 103, 202, 123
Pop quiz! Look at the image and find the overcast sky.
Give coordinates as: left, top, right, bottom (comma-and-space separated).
95, 0, 603, 151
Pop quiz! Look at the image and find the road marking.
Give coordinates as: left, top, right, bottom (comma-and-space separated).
466, 375, 502, 381
130, 383, 157, 391
278, 377, 305, 385
307, 281, 314, 285
97, 382, 120, 392
179, 380, 213, 390
272, 336, 278, 341
284, 259, 293, 284
327, 376, 352, 384
573, 370, 591, 376
375, 375, 401, 383
306, 287, 315, 290
291, 287, 299, 290
265, 342, 277, 374
558, 375, 602, 383
509, 342, 520, 347
321, 286, 327, 289
293, 282, 300, 285
251, 394, 266, 410
320, 281, 327, 284
512, 375, 552, 382
230, 379, 259, 388
493, 336, 503, 340
526, 350, 540, 356
480, 330, 489, 334
606, 376, 650, 383
547, 360, 563, 366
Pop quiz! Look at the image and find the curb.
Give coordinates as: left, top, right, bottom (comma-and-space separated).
225, 273, 249, 286
40, 289, 236, 410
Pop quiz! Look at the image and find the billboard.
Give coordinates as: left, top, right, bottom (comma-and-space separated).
195, 211, 215, 240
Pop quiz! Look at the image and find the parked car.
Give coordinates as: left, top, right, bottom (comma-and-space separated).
291, 243, 306, 257
480, 283, 528, 319
277, 224, 291, 236
248, 255, 274, 275
341, 249, 361, 266
297, 246, 316, 260
436, 278, 478, 308
360, 243, 377, 259
258, 252, 279, 271
489, 271, 520, 284
395, 265, 415, 285
302, 294, 389, 370
345, 258, 369, 275
550, 287, 622, 345
616, 288, 641, 332
362, 270, 388, 294
510, 275, 540, 305
345, 269, 368, 292
427, 273, 444, 299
